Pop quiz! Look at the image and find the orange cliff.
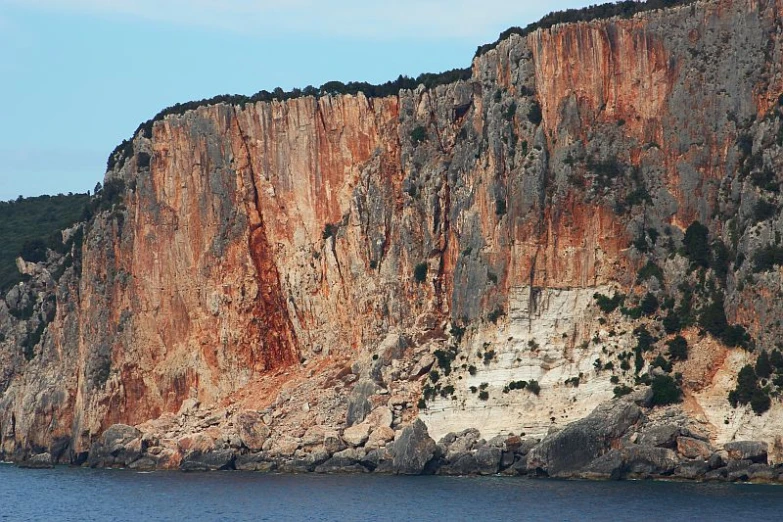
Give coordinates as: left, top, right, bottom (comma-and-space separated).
2, 0, 783, 462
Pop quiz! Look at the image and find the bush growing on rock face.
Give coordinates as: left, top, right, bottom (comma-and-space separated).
753, 199, 778, 222
683, 221, 710, 268
495, 199, 507, 216
99, 179, 125, 211
666, 336, 688, 361
478, 390, 489, 401
594, 292, 624, 313
753, 245, 783, 273
770, 350, 783, 371
322, 223, 338, 240
413, 262, 428, 283
750, 389, 771, 415
662, 312, 682, 334
729, 365, 760, 408
637, 261, 664, 283
650, 375, 682, 406
440, 385, 455, 398
651, 354, 672, 373
20, 239, 47, 263
640, 293, 659, 316
486, 306, 505, 324
507, 380, 527, 391
434, 347, 457, 375
614, 385, 633, 398
756, 350, 772, 379
410, 126, 427, 145
527, 101, 542, 125
527, 380, 541, 395
697, 295, 749, 349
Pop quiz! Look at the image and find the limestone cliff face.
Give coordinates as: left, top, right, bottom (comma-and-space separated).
3, 0, 783, 464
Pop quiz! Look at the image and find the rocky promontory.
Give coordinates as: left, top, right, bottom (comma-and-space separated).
4, 0, 783, 483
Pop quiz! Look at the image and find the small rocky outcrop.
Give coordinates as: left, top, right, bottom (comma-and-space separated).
526, 398, 642, 477
389, 419, 437, 475
87, 424, 144, 468
724, 441, 768, 464
18, 452, 54, 469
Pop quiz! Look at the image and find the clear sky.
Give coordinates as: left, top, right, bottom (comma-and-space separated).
0, 0, 586, 201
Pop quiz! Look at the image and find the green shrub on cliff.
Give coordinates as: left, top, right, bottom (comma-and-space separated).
594, 292, 624, 313
753, 245, 783, 272
650, 375, 682, 406
414, 262, 428, 283
683, 221, 710, 268
756, 350, 772, 379
527, 101, 542, 125
728, 364, 764, 411
410, 126, 427, 145
666, 336, 688, 361
475, 0, 698, 57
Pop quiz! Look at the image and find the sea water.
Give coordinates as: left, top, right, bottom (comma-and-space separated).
1, 464, 782, 521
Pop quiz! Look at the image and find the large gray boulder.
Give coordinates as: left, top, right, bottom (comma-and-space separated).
438, 453, 478, 475
474, 446, 502, 475
635, 425, 680, 448
724, 441, 768, 464
578, 449, 624, 481
623, 446, 679, 477
674, 459, 710, 479
180, 449, 235, 472
526, 399, 642, 477
87, 424, 143, 468
390, 420, 437, 475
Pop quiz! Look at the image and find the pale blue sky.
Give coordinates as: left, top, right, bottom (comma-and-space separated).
0, 0, 585, 201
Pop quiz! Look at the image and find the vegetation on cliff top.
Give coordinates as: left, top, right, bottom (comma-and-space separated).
475, 0, 698, 56
106, 68, 472, 171
0, 193, 90, 293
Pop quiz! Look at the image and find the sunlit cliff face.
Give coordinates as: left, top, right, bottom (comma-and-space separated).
3, 0, 783, 459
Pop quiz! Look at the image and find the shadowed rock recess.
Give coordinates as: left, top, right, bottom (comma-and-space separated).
4, 0, 783, 481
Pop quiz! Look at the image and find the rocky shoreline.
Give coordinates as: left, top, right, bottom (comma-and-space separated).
14, 394, 783, 484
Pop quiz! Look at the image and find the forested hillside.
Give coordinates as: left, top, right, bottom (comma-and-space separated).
0, 193, 90, 292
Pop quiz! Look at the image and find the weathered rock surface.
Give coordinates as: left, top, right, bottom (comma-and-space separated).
724, 441, 768, 464
343, 424, 371, 447
526, 399, 641, 477
390, 420, 437, 475
87, 424, 143, 468
237, 411, 270, 451
677, 437, 712, 460
4, 0, 783, 482
18, 452, 54, 469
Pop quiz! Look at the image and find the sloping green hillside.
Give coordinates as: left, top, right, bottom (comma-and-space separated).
0, 193, 90, 292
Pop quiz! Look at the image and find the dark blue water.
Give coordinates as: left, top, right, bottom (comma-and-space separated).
1, 464, 782, 521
